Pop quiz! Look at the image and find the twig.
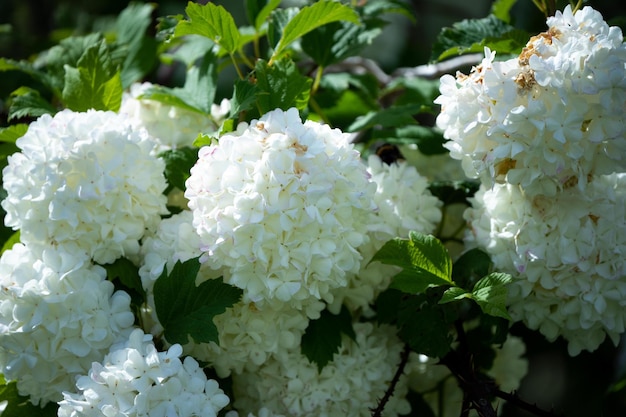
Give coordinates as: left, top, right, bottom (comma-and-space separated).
371, 344, 412, 417
495, 389, 566, 417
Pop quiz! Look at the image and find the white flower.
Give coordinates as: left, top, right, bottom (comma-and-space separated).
329, 155, 442, 313
58, 328, 231, 417
185, 108, 377, 311
465, 174, 626, 355
0, 244, 135, 406
436, 5, 626, 195
139, 211, 315, 378
120, 82, 221, 151
231, 322, 411, 417
1, 109, 169, 264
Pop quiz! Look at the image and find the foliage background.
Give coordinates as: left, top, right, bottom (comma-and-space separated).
1, 0, 626, 416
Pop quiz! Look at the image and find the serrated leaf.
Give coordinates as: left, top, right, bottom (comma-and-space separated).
270, 0, 360, 62
301, 306, 354, 372
175, 2, 241, 55
398, 303, 451, 358
0, 377, 57, 417
8, 87, 56, 121
159, 147, 199, 191
439, 286, 471, 304
114, 2, 157, 87
430, 15, 516, 62
193, 133, 217, 148
1, 231, 20, 255
452, 247, 492, 289
255, 58, 312, 113
371, 232, 454, 294
230, 78, 258, 117
0, 124, 28, 143
471, 272, 512, 320
0, 58, 57, 94
347, 104, 421, 132
62, 41, 123, 112
301, 20, 382, 67
153, 258, 242, 345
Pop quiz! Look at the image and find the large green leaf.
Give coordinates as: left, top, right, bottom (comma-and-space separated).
0, 124, 28, 143
270, 0, 360, 62
175, 2, 241, 55
471, 272, 512, 320
159, 147, 199, 191
347, 104, 421, 132
371, 232, 454, 294
255, 58, 312, 113
0, 375, 57, 417
8, 87, 56, 121
153, 258, 242, 345
301, 306, 355, 371
62, 41, 123, 112
246, 0, 282, 31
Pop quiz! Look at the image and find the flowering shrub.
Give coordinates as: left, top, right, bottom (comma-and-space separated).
0, 1, 624, 417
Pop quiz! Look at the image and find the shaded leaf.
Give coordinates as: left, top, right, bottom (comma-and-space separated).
398, 302, 452, 358
439, 286, 471, 304
159, 147, 199, 191
153, 258, 242, 345
301, 306, 355, 371
0, 376, 57, 417
0, 231, 20, 255
8, 87, 56, 121
347, 104, 421, 132
255, 58, 312, 113
103, 257, 146, 308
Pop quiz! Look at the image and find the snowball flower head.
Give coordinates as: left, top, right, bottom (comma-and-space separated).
0, 244, 135, 406
1, 109, 168, 264
58, 328, 230, 417
465, 174, 626, 355
436, 5, 626, 195
231, 322, 411, 417
185, 108, 377, 310
120, 82, 221, 151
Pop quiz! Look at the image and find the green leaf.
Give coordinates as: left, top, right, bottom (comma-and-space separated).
398, 301, 452, 358
255, 58, 312, 113
439, 286, 471, 304
491, 0, 518, 24
175, 2, 241, 55
373, 125, 446, 156
1, 231, 20, 255
347, 104, 421, 132
0, 376, 58, 417
430, 15, 518, 62
301, 306, 355, 372
193, 133, 216, 148
301, 20, 382, 67
159, 147, 199, 191
153, 258, 242, 345
230, 78, 259, 117
0, 124, 28, 143
8, 87, 56, 121
102, 257, 146, 307
370, 232, 454, 294
452, 247, 492, 290
271, 0, 360, 62
471, 272, 512, 320
62, 41, 123, 112
247, 0, 282, 31
114, 2, 158, 87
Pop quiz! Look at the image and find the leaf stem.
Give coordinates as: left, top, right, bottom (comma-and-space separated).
230, 54, 245, 79
311, 65, 324, 96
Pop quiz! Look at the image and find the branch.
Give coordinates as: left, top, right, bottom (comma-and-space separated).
371, 343, 412, 417
495, 389, 566, 417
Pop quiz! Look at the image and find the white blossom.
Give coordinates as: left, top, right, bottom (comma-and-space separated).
465, 174, 626, 355
1, 109, 168, 264
231, 322, 411, 417
0, 244, 134, 406
185, 107, 377, 312
436, 5, 626, 196
57, 328, 230, 417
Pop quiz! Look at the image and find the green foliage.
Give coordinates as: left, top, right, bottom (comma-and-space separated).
103, 257, 146, 311
431, 14, 528, 62
301, 306, 356, 371
175, 2, 241, 56
61, 39, 123, 112
8, 87, 56, 121
159, 147, 199, 192
0, 124, 27, 143
0, 375, 57, 417
0, 231, 19, 254
255, 58, 312, 113
371, 231, 454, 294
270, 0, 360, 62
153, 258, 242, 345
491, 0, 519, 23
246, 0, 283, 32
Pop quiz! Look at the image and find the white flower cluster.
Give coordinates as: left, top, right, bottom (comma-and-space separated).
185, 108, 377, 311
231, 322, 411, 417
120, 82, 230, 152
0, 244, 135, 406
58, 329, 230, 417
1, 109, 168, 264
465, 175, 626, 355
436, 5, 626, 354
138, 211, 311, 378
436, 5, 626, 196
